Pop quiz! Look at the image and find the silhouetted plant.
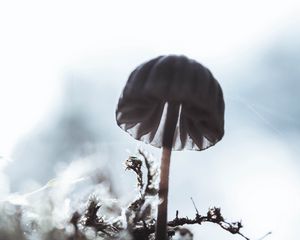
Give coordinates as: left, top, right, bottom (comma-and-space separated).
0, 149, 267, 240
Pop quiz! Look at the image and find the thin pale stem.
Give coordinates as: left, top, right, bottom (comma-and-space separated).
155, 147, 171, 240
155, 102, 179, 240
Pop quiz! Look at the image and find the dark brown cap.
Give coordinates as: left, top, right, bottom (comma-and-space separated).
116, 55, 225, 150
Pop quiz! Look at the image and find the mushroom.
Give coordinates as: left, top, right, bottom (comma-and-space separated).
116, 55, 224, 239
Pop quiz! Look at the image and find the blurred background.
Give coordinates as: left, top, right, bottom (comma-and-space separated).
0, 0, 299, 239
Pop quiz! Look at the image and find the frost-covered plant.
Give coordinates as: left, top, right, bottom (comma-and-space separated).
0, 149, 255, 240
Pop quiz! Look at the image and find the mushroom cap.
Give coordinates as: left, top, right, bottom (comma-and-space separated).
116, 55, 225, 150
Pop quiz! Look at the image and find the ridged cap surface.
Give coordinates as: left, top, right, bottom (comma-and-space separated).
116, 55, 225, 150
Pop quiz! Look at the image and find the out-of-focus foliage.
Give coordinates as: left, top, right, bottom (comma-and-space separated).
0, 150, 252, 240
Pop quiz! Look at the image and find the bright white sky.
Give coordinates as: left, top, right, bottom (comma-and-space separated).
0, 0, 299, 156
0, 1, 300, 239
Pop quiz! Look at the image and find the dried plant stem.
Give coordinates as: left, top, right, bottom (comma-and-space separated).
156, 147, 172, 240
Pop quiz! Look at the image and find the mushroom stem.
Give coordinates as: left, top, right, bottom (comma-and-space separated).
156, 102, 179, 240
156, 147, 171, 239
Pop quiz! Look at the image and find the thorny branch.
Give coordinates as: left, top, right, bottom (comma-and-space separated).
125, 150, 158, 227
131, 207, 253, 240
83, 197, 119, 236
138, 149, 158, 196
168, 208, 249, 240
125, 156, 144, 191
